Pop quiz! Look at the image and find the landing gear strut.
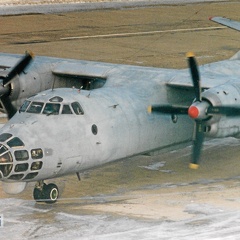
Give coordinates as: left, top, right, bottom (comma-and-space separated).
33, 181, 59, 203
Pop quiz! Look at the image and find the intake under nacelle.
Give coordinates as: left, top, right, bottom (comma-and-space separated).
201, 83, 240, 138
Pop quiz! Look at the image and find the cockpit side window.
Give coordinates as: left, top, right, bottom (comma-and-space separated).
62, 105, 73, 114
27, 102, 44, 114
42, 103, 60, 115
19, 100, 31, 113
71, 102, 84, 115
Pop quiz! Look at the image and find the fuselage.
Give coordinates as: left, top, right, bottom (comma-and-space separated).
2, 52, 240, 186
0, 85, 193, 182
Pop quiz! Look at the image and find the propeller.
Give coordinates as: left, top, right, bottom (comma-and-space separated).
0, 51, 34, 118
148, 52, 240, 169
187, 52, 205, 169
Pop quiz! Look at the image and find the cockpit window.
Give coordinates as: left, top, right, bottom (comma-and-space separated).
42, 103, 60, 115
62, 105, 73, 114
7, 137, 25, 148
19, 100, 31, 113
50, 96, 63, 103
18, 98, 84, 116
27, 102, 44, 114
71, 102, 84, 115
0, 133, 12, 142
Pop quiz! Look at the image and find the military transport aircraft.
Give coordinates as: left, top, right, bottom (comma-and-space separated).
1, 17, 240, 203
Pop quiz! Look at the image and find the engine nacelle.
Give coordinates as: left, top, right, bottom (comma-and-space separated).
202, 83, 240, 138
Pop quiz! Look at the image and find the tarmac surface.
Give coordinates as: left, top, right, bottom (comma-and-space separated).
1, 1, 240, 239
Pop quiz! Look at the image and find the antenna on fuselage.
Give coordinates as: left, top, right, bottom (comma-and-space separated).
78, 86, 83, 93
51, 77, 56, 91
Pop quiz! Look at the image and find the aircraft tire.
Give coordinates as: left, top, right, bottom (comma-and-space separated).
33, 187, 44, 202
44, 183, 59, 204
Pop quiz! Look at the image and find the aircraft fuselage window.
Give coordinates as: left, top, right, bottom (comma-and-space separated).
62, 105, 73, 114
27, 102, 44, 114
0, 145, 8, 155
0, 152, 12, 163
0, 145, 13, 177
7, 137, 25, 148
71, 102, 84, 115
31, 161, 43, 170
0, 133, 13, 142
24, 172, 38, 180
0, 164, 12, 177
31, 149, 43, 159
19, 100, 31, 113
9, 174, 24, 180
14, 150, 29, 161
43, 103, 60, 115
15, 163, 28, 172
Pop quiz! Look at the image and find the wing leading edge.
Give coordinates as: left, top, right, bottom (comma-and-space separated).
210, 16, 240, 32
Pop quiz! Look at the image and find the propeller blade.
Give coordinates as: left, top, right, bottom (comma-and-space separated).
3, 51, 34, 86
187, 52, 202, 102
207, 106, 240, 116
0, 52, 34, 119
148, 104, 188, 114
1, 95, 17, 119
189, 121, 205, 169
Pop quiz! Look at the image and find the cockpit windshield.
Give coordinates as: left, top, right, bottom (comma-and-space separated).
42, 103, 60, 115
27, 102, 44, 114
19, 96, 84, 116
19, 100, 31, 113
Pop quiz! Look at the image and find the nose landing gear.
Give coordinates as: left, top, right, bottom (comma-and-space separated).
33, 181, 59, 203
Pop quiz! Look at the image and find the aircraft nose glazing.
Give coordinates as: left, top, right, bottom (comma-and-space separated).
0, 143, 13, 179
0, 133, 41, 181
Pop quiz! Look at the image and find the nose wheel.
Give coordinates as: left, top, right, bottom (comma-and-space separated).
33, 181, 59, 203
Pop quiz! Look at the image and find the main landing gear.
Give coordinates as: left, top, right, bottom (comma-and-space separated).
33, 180, 59, 203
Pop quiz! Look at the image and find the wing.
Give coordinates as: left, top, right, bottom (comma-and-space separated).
0, 53, 23, 72
210, 17, 240, 32
52, 61, 108, 89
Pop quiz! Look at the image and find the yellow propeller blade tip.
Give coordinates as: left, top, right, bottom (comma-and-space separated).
189, 163, 199, 170
147, 106, 152, 113
26, 51, 35, 58
186, 52, 195, 58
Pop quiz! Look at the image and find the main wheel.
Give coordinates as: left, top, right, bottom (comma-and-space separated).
44, 183, 59, 204
33, 187, 43, 202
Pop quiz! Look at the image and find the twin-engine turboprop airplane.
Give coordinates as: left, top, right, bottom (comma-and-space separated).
1, 17, 240, 203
